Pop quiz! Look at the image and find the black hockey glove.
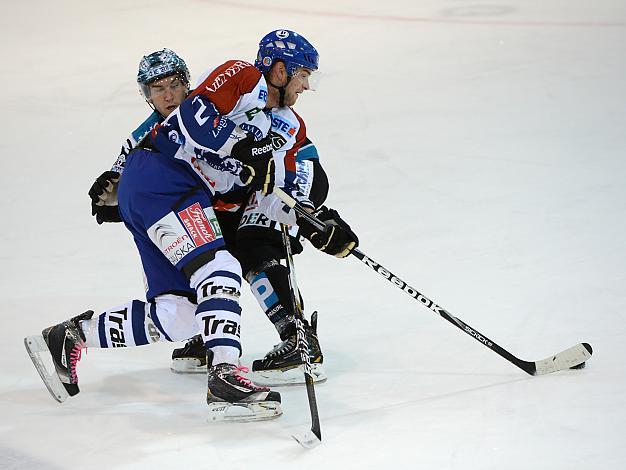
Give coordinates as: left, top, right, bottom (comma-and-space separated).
298, 206, 359, 258
88, 170, 122, 224
231, 134, 275, 196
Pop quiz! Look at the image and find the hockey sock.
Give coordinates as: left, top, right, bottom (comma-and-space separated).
247, 260, 301, 340
80, 300, 159, 348
190, 250, 243, 365
80, 296, 199, 348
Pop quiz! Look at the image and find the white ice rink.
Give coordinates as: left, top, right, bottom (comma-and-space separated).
1, 1, 625, 468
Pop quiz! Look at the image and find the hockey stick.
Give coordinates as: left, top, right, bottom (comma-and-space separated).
273, 188, 593, 375
280, 223, 322, 448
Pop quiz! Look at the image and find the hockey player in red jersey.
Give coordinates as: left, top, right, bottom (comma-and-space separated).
168, 31, 359, 384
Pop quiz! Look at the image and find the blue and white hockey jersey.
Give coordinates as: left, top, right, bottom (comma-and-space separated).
147, 60, 316, 224
110, 111, 161, 173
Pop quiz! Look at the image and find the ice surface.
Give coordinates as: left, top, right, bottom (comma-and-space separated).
1, 0, 625, 469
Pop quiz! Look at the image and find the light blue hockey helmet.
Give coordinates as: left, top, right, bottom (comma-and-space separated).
137, 48, 190, 99
255, 30, 319, 76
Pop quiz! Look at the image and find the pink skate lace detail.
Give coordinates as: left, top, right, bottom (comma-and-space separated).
69, 343, 85, 383
234, 366, 269, 391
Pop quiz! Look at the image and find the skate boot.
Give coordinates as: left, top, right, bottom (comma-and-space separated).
24, 310, 93, 402
252, 311, 327, 386
206, 361, 282, 422
171, 334, 207, 374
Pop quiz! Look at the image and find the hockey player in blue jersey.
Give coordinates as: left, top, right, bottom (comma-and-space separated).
88, 48, 190, 224
26, 49, 284, 421
25, 35, 358, 420
89, 36, 355, 386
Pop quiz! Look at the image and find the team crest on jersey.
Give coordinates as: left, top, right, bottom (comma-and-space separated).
168, 130, 183, 144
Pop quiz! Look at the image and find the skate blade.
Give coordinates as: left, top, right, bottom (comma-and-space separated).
170, 358, 207, 374
24, 335, 69, 403
252, 363, 327, 387
292, 429, 322, 449
207, 400, 282, 423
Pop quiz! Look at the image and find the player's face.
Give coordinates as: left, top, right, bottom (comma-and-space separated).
148, 75, 187, 117
283, 68, 314, 106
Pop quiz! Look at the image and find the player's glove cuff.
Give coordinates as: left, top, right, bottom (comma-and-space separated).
298, 206, 359, 258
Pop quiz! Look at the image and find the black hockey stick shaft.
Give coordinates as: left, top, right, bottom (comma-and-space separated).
280, 224, 322, 442
272, 188, 591, 376
348, 248, 534, 372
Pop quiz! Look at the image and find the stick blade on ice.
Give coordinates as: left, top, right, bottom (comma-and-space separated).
533, 342, 593, 375
292, 429, 322, 449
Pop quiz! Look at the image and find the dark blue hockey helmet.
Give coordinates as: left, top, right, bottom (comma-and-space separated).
137, 48, 190, 99
255, 30, 319, 77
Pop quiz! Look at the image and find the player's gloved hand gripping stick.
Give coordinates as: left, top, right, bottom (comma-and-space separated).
273, 187, 592, 376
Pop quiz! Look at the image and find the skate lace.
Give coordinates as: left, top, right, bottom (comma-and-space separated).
234, 366, 268, 391
69, 344, 84, 382
267, 336, 296, 358
184, 335, 202, 349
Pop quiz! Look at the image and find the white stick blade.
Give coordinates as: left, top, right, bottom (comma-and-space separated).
534, 343, 592, 375
292, 429, 322, 449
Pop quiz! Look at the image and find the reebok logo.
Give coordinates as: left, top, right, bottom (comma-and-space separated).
251, 143, 273, 156
360, 255, 494, 348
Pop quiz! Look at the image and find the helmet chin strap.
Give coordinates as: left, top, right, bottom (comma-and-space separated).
267, 76, 291, 107
145, 99, 160, 117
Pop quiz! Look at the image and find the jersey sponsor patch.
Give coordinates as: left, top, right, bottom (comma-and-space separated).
177, 202, 220, 247
239, 208, 273, 229
271, 114, 297, 137
147, 205, 222, 266
250, 272, 279, 310
295, 160, 314, 197
148, 212, 196, 265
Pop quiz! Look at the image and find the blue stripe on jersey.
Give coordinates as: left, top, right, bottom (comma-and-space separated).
131, 111, 161, 142
196, 298, 242, 316
150, 302, 173, 342
206, 270, 242, 286
98, 313, 107, 348
131, 300, 149, 346
296, 142, 319, 162
206, 338, 241, 351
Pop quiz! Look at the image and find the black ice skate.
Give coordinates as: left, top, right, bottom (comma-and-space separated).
24, 311, 93, 403
252, 311, 327, 386
170, 334, 207, 374
206, 362, 282, 422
